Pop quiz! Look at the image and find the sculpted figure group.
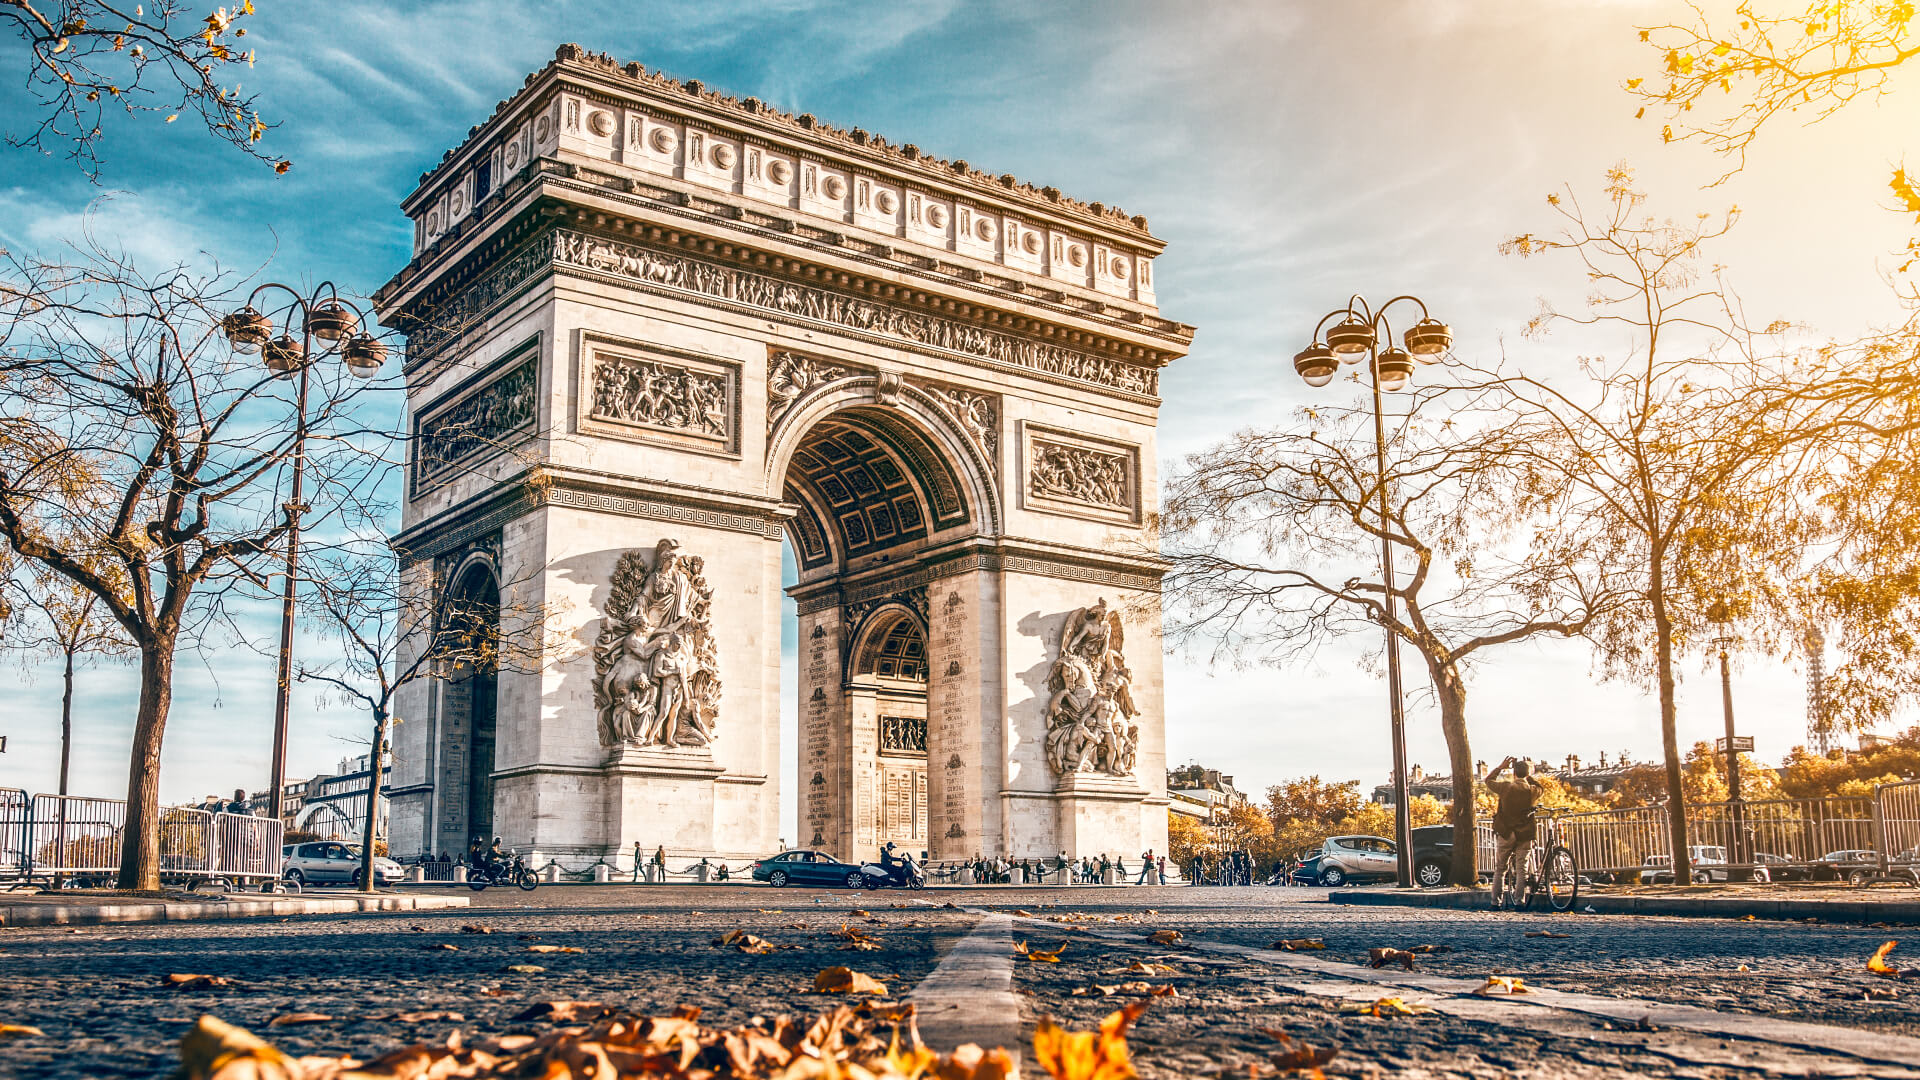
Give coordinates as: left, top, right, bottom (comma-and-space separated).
1044, 598, 1141, 777
593, 539, 722, 749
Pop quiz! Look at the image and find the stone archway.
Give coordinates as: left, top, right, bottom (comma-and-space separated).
431, 558, 500, 857
772, 387, 992, 864
378, 47, 1188, 867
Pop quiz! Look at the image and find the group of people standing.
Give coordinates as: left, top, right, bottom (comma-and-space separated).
1189, 848, 1259, 886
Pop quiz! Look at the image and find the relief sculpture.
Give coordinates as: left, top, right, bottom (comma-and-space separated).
593, 539, 722, 749
1030, 440, 1129, 510
1044, 599, 1141, 777
589, 354, 728, 437
767, 351, 857, 429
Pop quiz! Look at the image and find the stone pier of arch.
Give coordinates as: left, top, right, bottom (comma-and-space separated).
374, 45, 1193, 869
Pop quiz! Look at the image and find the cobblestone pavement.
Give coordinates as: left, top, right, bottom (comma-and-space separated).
3, 883, 1916, 1078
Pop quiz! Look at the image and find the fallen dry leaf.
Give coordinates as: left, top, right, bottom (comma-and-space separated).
1868, 940, 1907, 977
1258, 1026, 1338, 1078
422, 943, 459, 951
502, 964, 546, 974
460, 924, 493, 934
1271, 938, 1326, 951
1368, 948, 1417, 971
1014, 940, 1067, 963
1407, 944, 1453, 955
813, 966, 889, 995
1015, 910, 1035, 917
1032, 1001, 1147, 1080
266, 1013, 332, 1027
387, 1010, 464, 1023
1524, 931, 1571, 939
0, 1024, 46, 1040
510, 1001, 609, 1023
1071, 984, 1120, 998
714, 930, 777, 955
176, 1015, 299, 1080
1148, 930, 1182, 946
1475, 976, 1530, 996
1365, 997, 1431, 1017
525, 944, 583, 954
164, 974, 234, 990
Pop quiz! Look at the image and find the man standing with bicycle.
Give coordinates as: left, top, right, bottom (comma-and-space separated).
1486, 756, 1541, 908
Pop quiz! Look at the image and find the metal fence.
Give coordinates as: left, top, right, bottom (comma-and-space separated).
1878, 779, 1920, 870
1, 793, 282, 885
1540, 791, 1908, 882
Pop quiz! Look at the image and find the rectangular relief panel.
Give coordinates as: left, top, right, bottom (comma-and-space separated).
577, 331, 741, 457
412, 342, 540, 498
1019, 421, 1141, 526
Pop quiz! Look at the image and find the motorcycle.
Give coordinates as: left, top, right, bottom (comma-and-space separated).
859, 859, 925, 890
468, 854, 539, 892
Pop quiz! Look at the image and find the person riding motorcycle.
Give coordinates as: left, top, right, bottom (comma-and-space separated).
877, 842, 922, 888
483, 837, 508, 878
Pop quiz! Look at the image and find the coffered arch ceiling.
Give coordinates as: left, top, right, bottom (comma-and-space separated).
781, 406, 969, 573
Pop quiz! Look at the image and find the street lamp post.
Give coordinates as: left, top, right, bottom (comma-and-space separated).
220, 285, 387, 819
1294, 295, 1452, 889
1708, 602, 1750, 881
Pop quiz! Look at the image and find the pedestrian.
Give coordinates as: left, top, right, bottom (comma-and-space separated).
653, 845, 666, 875
632, 840, 644, 882
1137, 848, 1155, 884
1157, 854, 1167, 883
1115, 855, 1128, 883
1487, 755, 1543, 907
1099, 853, 1112, 881
716, 862, 730, 881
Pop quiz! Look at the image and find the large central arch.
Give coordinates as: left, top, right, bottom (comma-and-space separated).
771, 381, 998, 862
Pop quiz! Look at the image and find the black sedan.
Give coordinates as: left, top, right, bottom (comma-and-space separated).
750, 849, 867, 889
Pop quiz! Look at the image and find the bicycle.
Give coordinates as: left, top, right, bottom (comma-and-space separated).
1493, 811, 1579, 913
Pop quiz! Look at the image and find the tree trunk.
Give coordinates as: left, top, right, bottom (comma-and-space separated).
1651, 567, 1690, 886
1432, 663, 1478, 886
359, 710, 387, 894
116, 643, 173, 891
58, 645, 75, 798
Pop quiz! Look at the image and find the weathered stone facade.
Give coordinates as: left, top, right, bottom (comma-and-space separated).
376, 45, 1190, 867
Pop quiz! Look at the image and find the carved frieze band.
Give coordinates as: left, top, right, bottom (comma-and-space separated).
589, 355, 729, 438
550, 230, 1159, 396
791, 552, 1163, 616
412, 354, 538, 496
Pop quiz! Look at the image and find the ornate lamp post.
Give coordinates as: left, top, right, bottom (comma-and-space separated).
1708, 600, 1751, 881
1294, 294, 1452, 888
221, 285, 387, 820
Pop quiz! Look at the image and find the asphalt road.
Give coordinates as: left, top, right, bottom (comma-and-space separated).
3, 883, 1916, 1078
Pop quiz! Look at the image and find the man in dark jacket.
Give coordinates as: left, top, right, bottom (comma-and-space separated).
1486, 756, 1542, 907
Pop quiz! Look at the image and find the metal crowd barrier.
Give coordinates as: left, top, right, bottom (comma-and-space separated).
1543, 793, 1900, 882
1, 793, 282, 886
1877, 779, 1920, 876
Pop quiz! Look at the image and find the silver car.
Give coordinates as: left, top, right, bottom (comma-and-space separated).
281, 841, 402, 887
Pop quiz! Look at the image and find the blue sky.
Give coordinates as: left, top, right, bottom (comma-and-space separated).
4, 1, 1918, 834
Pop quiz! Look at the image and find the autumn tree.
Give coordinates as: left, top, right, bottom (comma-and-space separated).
0, 0, 288, 179
0, 240, 386, 889
1491, 167, 1858, 881
1162, 379, 1620, 884
1, 569, 131, 797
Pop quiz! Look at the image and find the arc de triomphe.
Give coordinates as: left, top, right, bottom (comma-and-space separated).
374, 45, 1192, 868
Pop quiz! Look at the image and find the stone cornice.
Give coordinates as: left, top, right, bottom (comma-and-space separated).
378, 163, 1192, 356
786, 535, 1168, 615
411, 45, 1158, 245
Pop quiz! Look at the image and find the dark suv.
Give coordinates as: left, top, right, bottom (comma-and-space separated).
1410, 825, 1459, 887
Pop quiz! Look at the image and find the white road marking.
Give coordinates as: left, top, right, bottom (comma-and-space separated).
908, 913, 1024, 1056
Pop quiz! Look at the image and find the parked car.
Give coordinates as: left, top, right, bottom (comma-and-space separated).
1410, 824, 1480, 887
1293, 835, 1399, 887
1810, 849, 1881, 884
281, 841, 403, 887
1639, 846, 1769, 884
1754, 852, 1810, 882
750, 849, 867, 889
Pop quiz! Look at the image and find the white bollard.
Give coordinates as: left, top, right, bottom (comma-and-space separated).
1051, 867, 1070, 886
543, 864, 561, 883
1102, 866, 1117, 885
593, 863, 610, 883
406, 865, 425, 883
452, 866, 467, 883
959, 867, 975, 885
696, 864, 711, 883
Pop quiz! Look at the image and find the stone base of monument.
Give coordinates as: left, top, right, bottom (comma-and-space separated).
602, 744, 743, 862
1047, 771, 1155, 862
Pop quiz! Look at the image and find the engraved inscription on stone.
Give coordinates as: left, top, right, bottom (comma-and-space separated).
414, 356, 537, 492
592, 539, 722, 749
1030, 439, 1128, 510
1044, 598, 1141, 778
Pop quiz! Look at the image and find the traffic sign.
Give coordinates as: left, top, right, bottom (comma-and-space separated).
1715, 735, 1755, 753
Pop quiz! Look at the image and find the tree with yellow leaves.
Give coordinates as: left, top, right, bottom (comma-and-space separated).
0, 0, 288, 179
